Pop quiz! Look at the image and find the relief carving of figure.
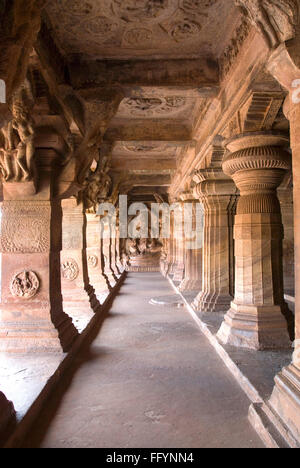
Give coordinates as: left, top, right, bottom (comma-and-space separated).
0, 78, 36, 182
235, 0, 298, 48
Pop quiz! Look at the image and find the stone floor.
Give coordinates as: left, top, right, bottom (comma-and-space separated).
21, 273, 264, 448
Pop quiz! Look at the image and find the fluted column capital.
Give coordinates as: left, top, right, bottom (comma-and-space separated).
222, 132, 291, 215
193, 168, 237, 201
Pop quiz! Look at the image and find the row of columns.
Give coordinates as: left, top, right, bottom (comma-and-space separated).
0, 193, 123, 352
163, 125, 300, 441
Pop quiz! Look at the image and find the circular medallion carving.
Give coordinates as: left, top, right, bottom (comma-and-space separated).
88, 255, 98, 269
181, 0, 218, 12
10, 271, 40, 299
112, 0, 171, 22
61, 259, 79, 282
83, 16, 118, 37
170, 19, 202, 42
123, 28, 153, 47
58, 0, 94, 15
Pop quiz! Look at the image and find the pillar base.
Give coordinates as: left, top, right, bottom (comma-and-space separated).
217, 302, 291, 350
178, 279, 202, 292
105, 272, 117, 288
0, 305, 78, 353
267, 364, 300, 446
192, 292, 232, 313
63, 288, 97, 333
173, 264, 185, 283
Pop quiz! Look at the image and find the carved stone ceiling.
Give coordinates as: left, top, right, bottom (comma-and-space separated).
45, 0, 238, 60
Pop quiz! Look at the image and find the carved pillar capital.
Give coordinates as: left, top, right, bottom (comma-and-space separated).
223, 133, 291, 215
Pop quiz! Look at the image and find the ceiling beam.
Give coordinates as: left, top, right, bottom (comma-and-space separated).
69, 58, 219, 93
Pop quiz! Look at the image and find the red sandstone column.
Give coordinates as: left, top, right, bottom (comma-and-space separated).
178, 195, 203, 292
0, 187, 78, 352
173, 202, 185, 283
61, 199, 100, 332
217, 133, 291, 350
86, 212, 111, 301
192, 170, 237, 313
101, 219, 118, 288
165, 212, 176, 276
267, 95, 300, 442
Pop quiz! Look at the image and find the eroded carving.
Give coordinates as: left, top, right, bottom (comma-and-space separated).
61, 259, 79, 281
10, 271, 40, 299
88, 254, 98, 268
0, 203, 50, 253
235, 0, 298, 48
111, 0, 170, 22
121, 97, 186, 116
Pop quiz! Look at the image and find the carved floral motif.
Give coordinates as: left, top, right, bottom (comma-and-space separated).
121, 97, 186, 116
10, 271, 40, 299
122, 143, 168, 152
122, 28, 153, 47
61, 259, 79, 281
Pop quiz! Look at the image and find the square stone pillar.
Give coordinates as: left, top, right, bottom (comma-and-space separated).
266, 97, 300, 444
0, 192, 78, 352
61, 199, 100, 332
178, 197, 203, 292
217, 133, 292, 350
115, 226, 124, 274
173, 203, 185, 283
101, 220, 118, 288
192, 170, 237, 313
110, 234, 121, 279
86, 212, 111, 301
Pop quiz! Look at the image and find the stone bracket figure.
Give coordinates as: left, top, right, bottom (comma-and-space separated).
235, 0, 298, 48
0, 78, 36, 183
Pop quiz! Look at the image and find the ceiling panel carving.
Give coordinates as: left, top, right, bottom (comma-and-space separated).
118, 96, 188, 117
113, 141, 179, 158
46, 0, 237, 59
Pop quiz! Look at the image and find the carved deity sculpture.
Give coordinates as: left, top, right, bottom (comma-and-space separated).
0, 78, 36, 182
83, 157, 112, 213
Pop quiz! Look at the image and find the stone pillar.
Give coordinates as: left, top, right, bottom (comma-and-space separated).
0, 392, 15, 444
266, 96, 300, 443
173, 203, 185, 283
86, 212, 111, 301
217, 133, 291, 350
178, 196, 203, 292
115, 225, 124, 274
0, 188, 78, 352
101, 219, 118, 288
165, 212, 176, 277
61, 199, 100, 332
110, 234, 121, 279
278, 185, 295, 296
192, 170, 237, 313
